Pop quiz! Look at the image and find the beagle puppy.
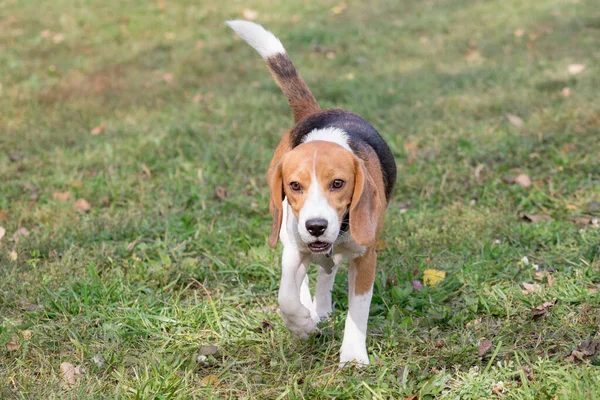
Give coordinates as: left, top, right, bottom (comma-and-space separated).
227, 20, 397, 366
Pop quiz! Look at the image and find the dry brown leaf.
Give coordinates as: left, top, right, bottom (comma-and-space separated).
0, 226, 5, 242
405, 396, 418, 400
0, 210, 8, 220
41, 29, 52, 38
9, 250, 17, 261
242, 8, 258, 20
53, 33, 65, 43
478, 339, 493, 357
521, 282, 541, 294
200, 374, 220, 387
568, 64, 585, 75
69, 180, 83, 188
466, 318, 481, 328
522, 214, 552, 223
59, 362, 83, 389
199, 345, 219, 356
141, 164, 152, 179
514, 28, 525, 37
561, 87, 571, 98
15, 227, 30, 238
566, 338, 600, 363
376, 239, 387, 250
531, 300, 556, 319
215, 186, 228, 201
570, 217, 592, 225
386, 273, 397, 287
195, 40, 205, 49
507, 114, 524, 127
6, 341, 19, 351
53, 192, 71, 202
74, 198, 91, 213
514, 174, 532, 188
162, 72, 174, 83
90, 124, 105, 135
331, 3, 347, 14
403, 142, 418, 153
21, 330, 32, 340
100, 196, 111, 207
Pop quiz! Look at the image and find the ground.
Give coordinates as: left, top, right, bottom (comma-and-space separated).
1, 0, 600, 398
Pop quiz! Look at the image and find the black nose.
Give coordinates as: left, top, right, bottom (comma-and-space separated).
306, 219, 328, 237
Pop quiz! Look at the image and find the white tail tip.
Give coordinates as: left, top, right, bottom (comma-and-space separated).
226, 20, 286, 59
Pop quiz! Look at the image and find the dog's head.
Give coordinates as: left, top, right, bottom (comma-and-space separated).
268, 141, 382, 252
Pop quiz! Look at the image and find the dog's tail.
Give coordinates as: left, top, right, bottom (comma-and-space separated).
226, 20, 320, 123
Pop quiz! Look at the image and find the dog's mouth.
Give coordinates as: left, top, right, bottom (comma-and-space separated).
308, 241, 332, 254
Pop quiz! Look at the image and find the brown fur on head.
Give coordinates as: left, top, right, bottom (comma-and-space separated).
268, 141, 383, 248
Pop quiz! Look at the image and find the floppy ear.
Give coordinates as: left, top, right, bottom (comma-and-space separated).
349, 158, 382, 246
267, 163, 284, 248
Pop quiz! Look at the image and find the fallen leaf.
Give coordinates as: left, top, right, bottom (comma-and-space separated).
492, 382, 504, 394
141, 164, 152, 179
60, 362, 83, 389
9, 250, 17, 261
195, 40, 205, 49
242, 8, 258, 21
0, 210, 7, 219
21, 330, 32, 340
6, 341, 19, 351
522, 214, 552, 223
74, 198, 91, 213
514, 174, 532, 188
478, 339, 493, 357
570, 217, 591, 225
423, 269, 446, 286
403, 142, 418, 153
0, 226, 5, 242
568, 64, 585, 75
376, 239, 387, 250
521, 282, 541, 294
100, 196, 111, 207
199, 345, 219, 356
162, 72, 174, 83
405, 396, 418, 400
52, 33, 65, 43
200, 374, 220, 387
331, 3, 347, 14
15, 227, 30, 238
69, 180, 83, 188
561, 87, 571, 97
435, 340, 445, 348
90, 124, 105, 135
507, 114, 524, 127
53, 192, 71, 202
386, 274, 397, 287
41, 29, 52, 38
531, 300, 556, 319
466, 318, 481, 328
254, 320, 273, 334
215, 185, 228, 201
514, 28, 525, 37
587, 200, 600, 213
566, 338, 600, 363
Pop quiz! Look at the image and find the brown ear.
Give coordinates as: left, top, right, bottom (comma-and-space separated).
349, 159, 381, 246
267, 163, 284, 248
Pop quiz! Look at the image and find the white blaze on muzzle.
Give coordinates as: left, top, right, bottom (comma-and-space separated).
297, 154, 340, 245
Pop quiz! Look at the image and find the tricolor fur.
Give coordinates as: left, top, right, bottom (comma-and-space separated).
227, 20, 397, 366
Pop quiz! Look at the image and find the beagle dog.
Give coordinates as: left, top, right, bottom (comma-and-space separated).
227, 20, 397, 366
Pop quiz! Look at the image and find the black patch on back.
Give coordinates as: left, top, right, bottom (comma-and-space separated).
290, 109, 397, 200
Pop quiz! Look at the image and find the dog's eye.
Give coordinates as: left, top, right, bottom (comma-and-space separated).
331, 179, 345, 190
289, 181, 302, 192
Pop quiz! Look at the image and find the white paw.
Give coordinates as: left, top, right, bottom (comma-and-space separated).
280, 306, 319, 340
339, 345, 370, 367
315, 300, 332, 320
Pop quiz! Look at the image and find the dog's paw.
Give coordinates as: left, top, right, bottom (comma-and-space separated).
339, 345, 370, 367
280, 306, 319, 340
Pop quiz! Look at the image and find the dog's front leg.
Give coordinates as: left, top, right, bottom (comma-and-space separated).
339, 249, 376, 366
278, 246, 318, 339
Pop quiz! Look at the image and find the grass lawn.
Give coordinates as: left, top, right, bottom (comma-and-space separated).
2, 0, 600, 398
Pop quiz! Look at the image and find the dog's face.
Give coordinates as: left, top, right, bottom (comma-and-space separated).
268, 141, 380, 252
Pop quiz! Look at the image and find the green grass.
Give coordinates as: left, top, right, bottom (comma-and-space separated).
1, 0, 600, 398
